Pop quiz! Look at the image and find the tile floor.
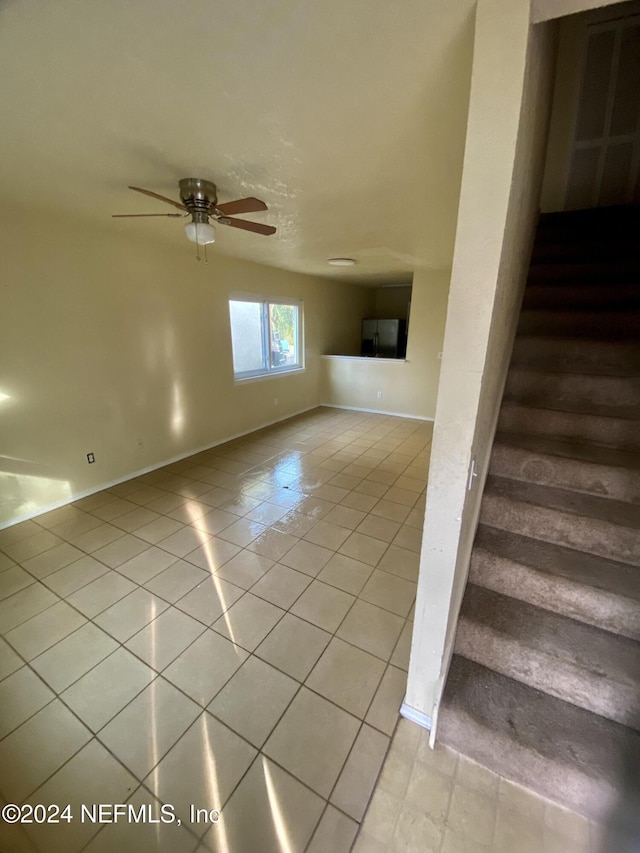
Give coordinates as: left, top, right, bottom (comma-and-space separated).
0, 407, 428, 852
355, 717, 630, 853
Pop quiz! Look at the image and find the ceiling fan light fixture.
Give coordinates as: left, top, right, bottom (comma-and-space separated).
185, 220, 216, 245
327, 257, 356, 266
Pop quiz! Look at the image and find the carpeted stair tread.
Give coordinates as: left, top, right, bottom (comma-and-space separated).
511, 336, 640, 376
471, 525, 640, 640
505, 368, 640, 408
456, 584, 640, 726
528, 262, 640, 284
523, 282, 640, 311
490, 433, 640, 502
439, 655, 640, 825
500, 394, 639, 421
517, 308, 640, 338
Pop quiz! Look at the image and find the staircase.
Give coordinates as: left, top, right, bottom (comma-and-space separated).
438, 206, 640, 828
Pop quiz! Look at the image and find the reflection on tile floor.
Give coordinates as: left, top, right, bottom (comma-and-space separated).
0, 408, 427, 852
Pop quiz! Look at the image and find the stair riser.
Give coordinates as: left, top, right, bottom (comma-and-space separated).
469, 548, 640, 641
532, 246, 638, 264
489, 444, 640, 503
455, 619, 639, 728
528, 263, 640, 284
511, 337, 640, 374
479, 494, 640, 566
505, 370, 640, 408
498, 404, 640, 451
518, 310, 640, 338
523, 284, 640, 311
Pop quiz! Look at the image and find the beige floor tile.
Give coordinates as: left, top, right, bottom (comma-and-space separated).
393, 803, 444, 852
250, 563, 312, 609
5, 601, 87, 661
441, 828, 491, 853
307, 804, 359, 853
95, 588, 169, 642
339, 531, 389, 566
0, 699, 92, 802
264, 687, 360, 798
71, 523, 126, 554
307, 637, 385, 718
378, 748, 415, 799
245, 501, 289, 525
67, 571, 136, 618
212, 593, 284, 651
455, 754, 500, 798
201, 755, 324, 853
304, 519, 352, 550
337, 600, 404, 661
190, 507, 238, 536
30, 622, 118, 692
184, 536, 241, 573
146, 711, 256, 821
328, 472, 363, 490
43, 554, 109, 597
83, 788, 199, 853
213, 549, 274, 589
393, 524, 422, 553
360, 570, 417, 617
384, 487, 419, 508
61, 647, 155, 732
255, 613, 331, 681
317, 552, 373, 595
405, 759, 454, 823
0, 519, 45, 545
296, 495, 335, 519
272, 509, 318, 538
352, 830, 390, 851
218, 492, 262, 515
208, 656, 298, 747
3, 530, 64, 563
0, 636, 22, 680
99, 677, 200, 778
21, 542, 86, 579
498, 777, 546, 821
163, 629, 247, 705
174, 576, 244, 626
143, 559, 208, 603
125, 607, 205, 671
247, 528, 298, 561
354, 480, 389, 499
166, 499, 213, 524
492, 803, 543, 853
91, 497, 139, 521
116, 546, 178, 583
366, 665, 407, 735
23, 740, 137, 853
0, 565, 35, 601
92, 534, 150, 568
415, 729, 458, 774
390, 621, 412, 670
544, 801, 591, 844
0, 551, 16, 572
360, 786, 402, 844
370, 499, 411, 523
341, 491, 379, 512
157, 526, 212, 558
217, 516, 267, 547
377, 544, 420, 581
542, 830, 592, 853
0, 583, 58, 633
0, 666, 54, 738
356, 515, 402, 543
134, 515, 184, 544
331, 724, 390, 821
291, 580, 355, 633
280, 540, 333, 576
446, 784, 497, 845
111, 506, 160, 532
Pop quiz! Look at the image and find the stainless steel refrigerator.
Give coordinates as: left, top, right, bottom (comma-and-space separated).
361, 319, 407, 358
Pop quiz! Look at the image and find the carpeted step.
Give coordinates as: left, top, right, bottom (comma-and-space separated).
438, 655, 640, 827
498, 400, 640, 450
470, 524, 640, 641
510, 336, 640, 375
505, 367, 640, 408
523, 282, 640, 311
480, 476, 640, 566
489, 433, 640, 503
517, 308, 640, 337
531, 239, 638, 264
455, 584, 640, 728
528, 261, 640, 284
537, 204, 640, 233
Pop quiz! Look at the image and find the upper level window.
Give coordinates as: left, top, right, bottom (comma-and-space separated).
229, 297, 302, 380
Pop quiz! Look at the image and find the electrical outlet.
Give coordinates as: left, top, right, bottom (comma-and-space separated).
87, 452, 95, 464
376, 391, 382, 399
438, 352, 443, 360
274, 397, 279, 406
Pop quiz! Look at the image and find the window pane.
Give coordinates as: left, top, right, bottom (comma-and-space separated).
229, 300, 266, 374
269, 304, 298, 369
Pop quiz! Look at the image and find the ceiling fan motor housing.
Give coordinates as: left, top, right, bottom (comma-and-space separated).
179, 178, 218, 221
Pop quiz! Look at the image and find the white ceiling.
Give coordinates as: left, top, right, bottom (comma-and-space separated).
0, 0, 475, 283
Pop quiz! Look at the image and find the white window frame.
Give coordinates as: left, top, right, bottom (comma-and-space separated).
229, 294, 304, 381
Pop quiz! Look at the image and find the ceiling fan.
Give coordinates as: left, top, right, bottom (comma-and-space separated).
113, 178, 276, 260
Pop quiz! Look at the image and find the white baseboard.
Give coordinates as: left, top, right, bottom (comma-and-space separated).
400, 701, 433, 731
320, 402, 434, 421
0, 404, 320, 530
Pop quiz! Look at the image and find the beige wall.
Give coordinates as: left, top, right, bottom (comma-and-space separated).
0, 206, 372, 527
374, 285, 412, 320
404, 0, 558, 728
320, 268, 450, 420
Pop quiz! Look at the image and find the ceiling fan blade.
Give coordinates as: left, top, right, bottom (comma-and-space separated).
128, 186, 187, 211
216, 197, 268, 216
112, 213, 187, 218
221, 217, 276, 236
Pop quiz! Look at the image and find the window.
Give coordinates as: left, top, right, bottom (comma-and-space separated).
229, 297, 302, 379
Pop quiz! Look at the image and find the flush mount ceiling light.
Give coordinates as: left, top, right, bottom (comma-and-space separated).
327, 257, 357, 266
